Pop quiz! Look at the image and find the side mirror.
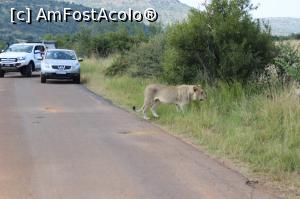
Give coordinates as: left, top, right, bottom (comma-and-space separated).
34, 50, 41, 54
1, 50, 4, 53
78, 58, 83, 62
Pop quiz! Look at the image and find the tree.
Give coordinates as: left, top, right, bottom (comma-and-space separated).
163, 0, 275, 84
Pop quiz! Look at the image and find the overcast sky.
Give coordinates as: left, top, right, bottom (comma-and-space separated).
179, 0, 300, 18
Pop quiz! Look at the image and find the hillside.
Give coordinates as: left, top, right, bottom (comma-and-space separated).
0, 0, 146, 43
53, 1, 300, 35
54, 0, 192, 24
0, 0, 84, 42
1, 0, 300, 45
261, 17, 300, 36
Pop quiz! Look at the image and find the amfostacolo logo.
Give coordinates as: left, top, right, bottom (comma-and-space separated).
10, 7, 159, 24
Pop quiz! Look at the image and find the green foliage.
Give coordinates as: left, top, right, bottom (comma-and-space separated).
43, 24, 152, 57
274, 43, 300, 83
91, 24, 162, 57
103, 28, 137, 53
0, 40, 6, 50
105, 55, 130, 76
105, 34, 165, 77
163, 0, 275, 84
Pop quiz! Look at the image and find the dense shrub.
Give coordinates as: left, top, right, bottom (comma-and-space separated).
127, 34, 165, 77
163, 0, 275, 84
105, 34, 166, 77
105, 55, 130, 76
274, 43, 300, 83
43, 25, 151, 57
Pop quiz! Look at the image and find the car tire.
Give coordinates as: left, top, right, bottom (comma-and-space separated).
41, 75, 46, 83
74, 75, 80, 84
20, 67, 26, 76
0, 70, 4, 78
25, 62, 33, 77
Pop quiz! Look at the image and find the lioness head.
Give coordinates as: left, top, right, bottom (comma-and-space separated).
191, 85, 206, 101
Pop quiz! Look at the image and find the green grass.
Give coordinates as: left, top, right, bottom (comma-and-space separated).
81, 56, 300, 197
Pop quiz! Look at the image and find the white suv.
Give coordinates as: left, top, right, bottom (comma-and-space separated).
0, 43, 46, 77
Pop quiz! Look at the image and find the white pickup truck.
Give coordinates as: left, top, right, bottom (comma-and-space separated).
0, 43, 52, 77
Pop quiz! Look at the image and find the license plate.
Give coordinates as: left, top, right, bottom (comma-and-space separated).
56, 71, 66, 75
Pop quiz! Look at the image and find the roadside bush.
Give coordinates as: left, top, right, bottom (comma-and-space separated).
127, 34, 165, 77
163, 0, 275, 84
105, 34, 166, 77
92, 35, 113, 57
274, 42, 300, 84
105, 55, 130, 76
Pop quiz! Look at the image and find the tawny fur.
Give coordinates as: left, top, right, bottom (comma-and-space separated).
133, 84, 206, 120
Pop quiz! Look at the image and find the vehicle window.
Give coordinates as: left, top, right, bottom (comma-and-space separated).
5, 45, 33, 53
35, 45, 45, 52
35, 46, 45, 55
45, 51, 76, 60
40, 46, 45, 53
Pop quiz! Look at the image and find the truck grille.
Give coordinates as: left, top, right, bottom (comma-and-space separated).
52, 65, 71, 70
0, 58, 17, 63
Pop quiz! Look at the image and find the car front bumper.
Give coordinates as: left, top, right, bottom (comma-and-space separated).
42, 72, 80, 79
41, 67, 80, 79
0, 61, 26, 71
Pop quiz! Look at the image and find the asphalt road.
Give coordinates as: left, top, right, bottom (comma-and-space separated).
0, 73, 276, 199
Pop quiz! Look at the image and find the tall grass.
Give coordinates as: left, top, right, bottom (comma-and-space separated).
81, 57, 300, 195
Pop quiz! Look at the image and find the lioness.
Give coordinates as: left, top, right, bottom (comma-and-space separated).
133, 84, 206, 120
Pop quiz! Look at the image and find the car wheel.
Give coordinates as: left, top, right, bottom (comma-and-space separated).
0, 70, 4, 78
74, 75, 80, 84
41, 75, 46, 83
25, 62, 33, 77
20, 67, 26, 76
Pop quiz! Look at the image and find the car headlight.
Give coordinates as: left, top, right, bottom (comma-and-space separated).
18, 57, 26, 61
42, 63, 51, 69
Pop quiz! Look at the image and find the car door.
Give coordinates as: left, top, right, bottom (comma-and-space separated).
33, 45, 44, 69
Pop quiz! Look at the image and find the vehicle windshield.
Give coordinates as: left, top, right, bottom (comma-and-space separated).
45, 51, 77, 60
5, 45, 33, 53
